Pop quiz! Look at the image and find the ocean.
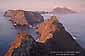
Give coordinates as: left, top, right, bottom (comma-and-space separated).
0, 12, 85, 55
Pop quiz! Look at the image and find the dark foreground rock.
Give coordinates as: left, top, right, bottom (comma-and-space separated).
36, 16, 83, 56
5, 16, 84, 56
5, 32, 36, 56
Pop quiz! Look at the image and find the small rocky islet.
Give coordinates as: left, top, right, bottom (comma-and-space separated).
4, 10, 84, 56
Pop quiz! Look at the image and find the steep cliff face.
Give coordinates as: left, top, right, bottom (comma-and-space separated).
4, 10, 44, 27
36, 16, 83, 55
5, 32, 35, 56
5, 16, 83, 56
4, 10, 16, 17
36, 16, 60, 43
4, 10, 28, 26
13, 10, 28, 26
24, 11, 44, 26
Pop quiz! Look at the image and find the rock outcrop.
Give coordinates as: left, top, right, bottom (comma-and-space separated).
5, 32, 35, 56
4, 10, 44, 27
36, 16, 60, 43
37, 16, 81, 51
24, 11, 44, 26
4, 10, 16, 17
36, 16, 83, 55
5, 16, 83, 56
4, 10, 28, 26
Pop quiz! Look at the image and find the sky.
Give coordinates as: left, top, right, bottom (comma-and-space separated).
0, 0, 85, 12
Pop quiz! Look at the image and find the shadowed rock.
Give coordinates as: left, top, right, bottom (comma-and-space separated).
36, 16, 60, 43
24, 11, 44, 26
36, 16, 83, 55
5, 32, 35, 56
5, 32, 48, 56
4, 10, 44, 27
5, 16, 84, 56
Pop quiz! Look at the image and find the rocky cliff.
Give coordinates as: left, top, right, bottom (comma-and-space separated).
24, 11, 44, 26
36, 16, 83, 53
36, 16, 60, 43
5, 32, 35, 56
4, 10, 44, 27
5, 16, 83, 56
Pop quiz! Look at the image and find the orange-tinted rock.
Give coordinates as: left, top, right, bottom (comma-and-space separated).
4, 10, 28, 26
5, 15, 83, 56
5, 32, 31, 56
36, 16, 60, 43
14, 10, 28, 26
4, 10, 44, 27
4, 10, 16, 17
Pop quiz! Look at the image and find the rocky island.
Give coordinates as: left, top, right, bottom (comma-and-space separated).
4, 10, 44, 27
32, 7, 77, 14
4, 10, 84, 56
51, 7, 76, 14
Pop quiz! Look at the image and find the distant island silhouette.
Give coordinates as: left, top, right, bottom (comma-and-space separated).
35, 7, 77, 14
51, 7, 77, 14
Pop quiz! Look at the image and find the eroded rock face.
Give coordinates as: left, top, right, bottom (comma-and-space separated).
4, 10, 44, 26
36, 16, 83, 55
5, 16, 83, 56
24, 11, 44, 26
36, 16, 60, 43
4, 10, 28, 26
5, 32, 35, 56
4, 10, 16, 17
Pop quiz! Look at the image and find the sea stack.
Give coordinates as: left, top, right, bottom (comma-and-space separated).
4, 10, 44, 27
5, 16, 83, 56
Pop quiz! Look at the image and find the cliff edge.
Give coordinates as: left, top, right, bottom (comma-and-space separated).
5, 16, 83, 56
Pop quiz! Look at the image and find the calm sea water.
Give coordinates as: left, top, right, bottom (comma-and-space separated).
59, 14, 85, 49
0, 12, 85, 55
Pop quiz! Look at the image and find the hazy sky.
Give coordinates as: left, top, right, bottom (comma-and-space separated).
0, 0, 85, 12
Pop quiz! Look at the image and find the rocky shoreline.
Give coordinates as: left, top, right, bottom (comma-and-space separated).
4, 10, 44, 27
4, 10, 84, 56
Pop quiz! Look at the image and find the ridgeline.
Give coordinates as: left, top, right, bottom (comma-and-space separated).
4, 10, 84, 56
